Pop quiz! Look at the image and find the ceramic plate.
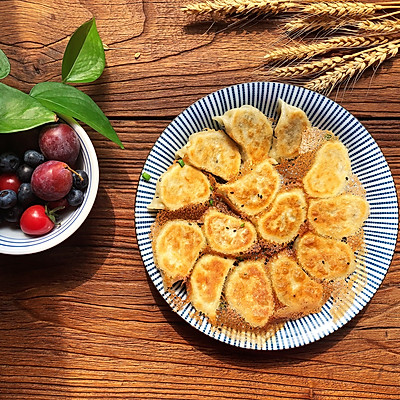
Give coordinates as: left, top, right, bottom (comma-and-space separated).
135, 82, 398, 350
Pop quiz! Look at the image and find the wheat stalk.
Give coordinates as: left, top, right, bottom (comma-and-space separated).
264, 35, 391, 63
182, 0, 400, 95
182, 0, 299, 19
305, 39, 400, 94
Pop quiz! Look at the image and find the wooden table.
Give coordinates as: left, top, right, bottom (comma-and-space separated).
0, 1, 399, 398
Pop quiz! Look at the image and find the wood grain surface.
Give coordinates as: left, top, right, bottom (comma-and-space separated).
0, 1, 399, 399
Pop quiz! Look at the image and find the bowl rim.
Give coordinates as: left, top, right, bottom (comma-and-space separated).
0, 116, 100, 255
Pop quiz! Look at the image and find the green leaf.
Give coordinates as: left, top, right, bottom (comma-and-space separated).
62, 18, 106, 83
30, 82, 123, 148
0, 83, 57, 133
0, 49, 11, 80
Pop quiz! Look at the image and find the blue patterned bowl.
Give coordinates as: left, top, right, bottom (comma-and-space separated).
135, 82, 398, 350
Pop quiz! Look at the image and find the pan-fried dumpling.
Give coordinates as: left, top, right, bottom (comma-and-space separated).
149, 163, 211, 210
303, 141, 351, 198
187, 254, 234, 323
153, 220, 206, 287
257, 189, 307, 244
175, 129, 241, 181
268, 252, 326, 319
308, 194, 369, 239
269, 99, 311, 161
203, 208, 257, 255
213, 105, 273, 164
217, 160, 281, 216
296, 232, 356, 280
224, 259, 275, 328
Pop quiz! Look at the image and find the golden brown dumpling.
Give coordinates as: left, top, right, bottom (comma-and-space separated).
217, 160, 281, 216
213, 105, 273, 164
149, 163, 211, 210
296, 232, 356, 280
224, 259, 275, 328
187, 254, 234, 323
203, 208, 257, 255
308, 194, 369, 239
269, 99, 311, 161
153, 220, 206, 287
303, 141, 351, 198
268, 252, 326, 319
257, 189, 307, 244
175, 129, 241, 181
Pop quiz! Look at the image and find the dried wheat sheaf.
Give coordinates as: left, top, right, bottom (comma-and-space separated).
182, 0, 400, 94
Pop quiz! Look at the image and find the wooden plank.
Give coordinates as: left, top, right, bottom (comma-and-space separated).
0, 119, 398, 399
1, 0, 400, 396
1, 1, 400, 118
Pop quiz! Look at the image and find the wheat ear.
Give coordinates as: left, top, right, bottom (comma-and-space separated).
284, 16, 348, 34
269, 56, 345, 78
268, 39, 392, 79
264, 35, 391, 63
181, 0, 298, 19
305, 39, 400, 94
356, 19, 400, 34
300, 2, 379, 18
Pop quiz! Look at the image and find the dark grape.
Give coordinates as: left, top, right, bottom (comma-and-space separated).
4, 204, 24, 223
73, 170, 89, 191
18, 183, 37, 208
17, 164, 34, 183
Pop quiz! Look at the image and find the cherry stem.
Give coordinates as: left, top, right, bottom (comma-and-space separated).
44, 205, 66, 226
65, 165, 83, 181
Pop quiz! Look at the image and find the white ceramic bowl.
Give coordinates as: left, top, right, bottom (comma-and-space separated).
0, 116, 99, 255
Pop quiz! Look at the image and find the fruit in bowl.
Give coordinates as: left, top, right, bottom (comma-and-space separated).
0, 116, 99, 255
39, 123, 81, 166
1, 121, 89, 232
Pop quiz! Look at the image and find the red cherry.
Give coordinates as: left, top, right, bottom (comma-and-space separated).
0, 173, 21, 192
20, 205, 55, 236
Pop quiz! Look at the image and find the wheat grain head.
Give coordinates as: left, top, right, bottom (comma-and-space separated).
182, 0, 298, 19
356, 19, 400, 34
305, 39, 400, 94
264, 35, 391, 63
301, 2, 379, 18
284, 16, 350, 34
268, 56, 345, 78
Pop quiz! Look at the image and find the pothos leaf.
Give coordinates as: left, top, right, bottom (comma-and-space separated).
0, 49, 11, 80
0, 83, 57, 133
30, 82, 123, 148
62, 18, 106, 83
